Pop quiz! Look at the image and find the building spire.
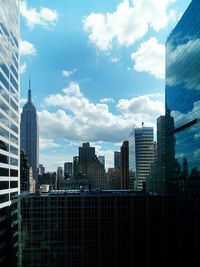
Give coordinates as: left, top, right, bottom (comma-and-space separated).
28, 74, 32, 103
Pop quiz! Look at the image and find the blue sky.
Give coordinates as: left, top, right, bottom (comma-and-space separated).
20, 0, 191, 171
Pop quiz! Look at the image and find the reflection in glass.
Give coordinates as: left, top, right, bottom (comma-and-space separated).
166, 1, 200, 194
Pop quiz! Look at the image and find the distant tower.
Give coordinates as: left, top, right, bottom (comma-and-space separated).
79, 142, 95, 175
20, 78, 39, 183
129, 126, 154, 190
121, 141, 129, 189
64, 162, 73, 177
114, 151, 121, 171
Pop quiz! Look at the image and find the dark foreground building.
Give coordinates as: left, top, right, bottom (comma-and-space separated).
13, 190, 200, 267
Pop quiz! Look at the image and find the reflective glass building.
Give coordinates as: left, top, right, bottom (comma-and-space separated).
20, 82, 39, 182
129, 127, 155, 190
166, 0, 200, 194
0, 0, 20, 265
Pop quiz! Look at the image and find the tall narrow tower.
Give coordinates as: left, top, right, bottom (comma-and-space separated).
20, 79, 39, 183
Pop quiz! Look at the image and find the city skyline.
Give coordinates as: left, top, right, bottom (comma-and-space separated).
20, 0, 191, 171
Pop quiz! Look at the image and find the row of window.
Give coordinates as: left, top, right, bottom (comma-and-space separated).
0, 140, 18, 156
0, 126, 18, 145
0, 181, 18, 190
0, 97, 18, 124
0, 154, 18, 166
0, 111, 18, 135
0, 23, 18, 70
0, 167, 18, 177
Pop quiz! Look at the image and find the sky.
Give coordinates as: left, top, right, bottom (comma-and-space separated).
20, 0, 191, 172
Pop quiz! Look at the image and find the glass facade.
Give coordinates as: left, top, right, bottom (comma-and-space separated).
129, 127, 155, 190
0, 0, 20, 265
166, 0, 200, 194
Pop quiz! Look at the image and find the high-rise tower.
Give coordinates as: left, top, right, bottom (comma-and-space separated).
0, 0, 20, 264
129, 126, 155, 190
20, 79, 39, 183
166, 0, 200, 194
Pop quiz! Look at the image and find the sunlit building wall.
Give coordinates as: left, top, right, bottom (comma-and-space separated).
129, 127, 154, 190
0, 0, 20, 265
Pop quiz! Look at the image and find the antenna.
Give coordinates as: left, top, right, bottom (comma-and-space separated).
28, 73, 32, 103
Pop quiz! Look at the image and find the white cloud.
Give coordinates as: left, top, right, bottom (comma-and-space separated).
20, 62, 27, 74
20, 40, 36, 56
166, 38, 200, 90
39, 137, 60, 150
117, 94, 164, 121
39, 82, 164, 143
83, 0, 176, 51
39, 152, 70, 172
62, 69, 77, 78
131, 37, 165, 79
20, 98, 27, 105
100, 98, 115, 104
20, 0, 58, 29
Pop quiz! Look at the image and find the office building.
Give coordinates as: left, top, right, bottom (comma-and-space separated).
86, 156, 106, 190
38, 172, 57, 190
57, 166, 63, 180
129, 126, 155, 190
166, 0, 200, 194
79, 142, 95, 176
78, 143, 105, 189
121, 141, 129, 189
0, 1, 20, 265
114, 151, 121, 171
73, 156, 79, 179
38, 164, 45, 176
14, 191, 200, 267
64, 162, 73, 177
20, 150, 35, 192
98, 155, 105, 166
20, 80, 39, 182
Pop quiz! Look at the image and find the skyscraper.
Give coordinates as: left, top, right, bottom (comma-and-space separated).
20, 80, 39, 183
121, 141, 129, 189
129, 126, 155, 190
166, 0, 200, 194
64, 162, 73, 177
79, 142, 95, 176
0, 0, 20, 265
114, 151, 121, 171
98, 155, 105, 166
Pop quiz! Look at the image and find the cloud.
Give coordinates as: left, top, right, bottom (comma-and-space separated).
166, 38, 200, 90
20, 40, 36, 56
20, 62, 27, 74
100, 98, 115, 104
117, 94, 164, 119
39, 82, 164, 143
39, 152, 70, 172
20, 98, 27, 106
62, 69, 77, 78
20, 0, 58, 29
83, 0, 176, 51
131, 37, 165, 79
39, 137, 60, 150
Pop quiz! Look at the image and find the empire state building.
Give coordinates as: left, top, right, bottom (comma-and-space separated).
20, 80, 39, 183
